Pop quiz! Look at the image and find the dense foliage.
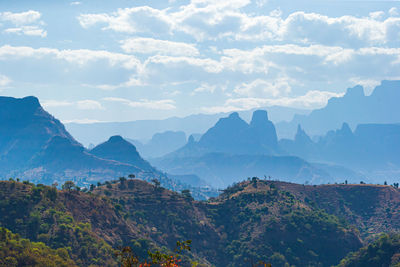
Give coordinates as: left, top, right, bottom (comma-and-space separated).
0, 178, 398, 266
0, 181, 116, 266
0, 227, 76, 267
338, 233, 400, 267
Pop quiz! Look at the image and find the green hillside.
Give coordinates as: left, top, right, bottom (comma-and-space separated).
0, 178, 399, 266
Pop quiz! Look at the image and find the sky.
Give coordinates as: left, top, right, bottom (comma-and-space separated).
0, 0, 399, 122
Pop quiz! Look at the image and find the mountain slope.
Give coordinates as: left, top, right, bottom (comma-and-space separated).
1, 179, 381, 267
23, 136, 141, 183
337, 233, 400, 267
0, 96, 76, 172
90, 135, 153, 171
276, 80, 400, 138
173, 110, 279, 157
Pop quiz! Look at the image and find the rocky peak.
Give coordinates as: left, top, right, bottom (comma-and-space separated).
0, 96, 42, 120
90, 135, 152, 171
188, 135, 195, 144
249, 110, 278, 149
345, 85, 365, 99
295, 125, 313, 144
338, 122, 353, 137
250, 110, 269, 126
108, 135, 125, 143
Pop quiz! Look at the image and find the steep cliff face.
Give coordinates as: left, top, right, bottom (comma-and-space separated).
0, 96, 76, 172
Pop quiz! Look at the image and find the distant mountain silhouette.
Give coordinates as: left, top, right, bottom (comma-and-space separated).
128, 131, 187, 158
90, 135, 153, 171
152, 110, 334, 187
0, 96, 77, 172
276, 80, 400, 138
0, 97, 159, 184
0, 97, 215, 197
65, 106, 309, 146
170, 110, 280, 157
151, 152, 332, 188
280, 122, 400, 182
26, 136, 140, 181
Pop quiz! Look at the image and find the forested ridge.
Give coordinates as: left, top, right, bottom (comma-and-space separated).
0, 178, 399, 266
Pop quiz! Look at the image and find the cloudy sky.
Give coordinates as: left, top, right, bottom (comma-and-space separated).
0, 0, 399, 122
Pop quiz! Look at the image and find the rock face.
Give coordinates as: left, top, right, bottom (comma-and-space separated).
248, 110, 278, 151
0, 96, 76, 172
152, 110, 332, 187
198, 112, 249, 154
276, 80, 400, 137
175, 110, 280, 157
90, 136, 153, 171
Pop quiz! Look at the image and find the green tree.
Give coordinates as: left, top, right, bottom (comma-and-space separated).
62, 181, 75, 192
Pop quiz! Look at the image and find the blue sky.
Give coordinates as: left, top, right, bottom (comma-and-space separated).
0, 0, 399, 122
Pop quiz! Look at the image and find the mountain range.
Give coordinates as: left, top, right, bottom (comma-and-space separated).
65, 106, 310, 147
276, 80, 400, 138
0, 96, 142, 183
152, 108, 400, 187
280, 122, 400, 183
0, 96, 216, 199
151, 110, 333, 188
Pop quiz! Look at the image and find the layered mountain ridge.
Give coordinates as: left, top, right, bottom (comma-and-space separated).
0, 96, 214, 198
277, 80, 400, 137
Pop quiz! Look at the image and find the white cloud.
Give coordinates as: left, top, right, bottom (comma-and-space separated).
233, 78, 292, 98
76, 100, 103, 110
145, 55, 223, 73
389, 7, 399, 17
0, 10, 41, 25
42, 99, 103, 110
121, 37, 199, 56
0, 74, 11, 88
4, 26, 47, 37
70, 1, 81, 6
63, 119, 104, 124
193, 83, 217, 94
83, 76, 145, 90
78, 6, 173, 35
77, 4, 400, 47
349, 77, 381, 92
0, 10, 47, 38
203, 90, 344, 113
0, 45, 141, 70
220, 44, 400, 76
42, 100, 74, 108
103, 97, 176, 110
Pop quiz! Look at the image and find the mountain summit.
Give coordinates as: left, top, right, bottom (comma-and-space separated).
176, 110, 280, 156
276, 80, 400, 137
0, 96, 76, 172
90, 135, 153, 171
